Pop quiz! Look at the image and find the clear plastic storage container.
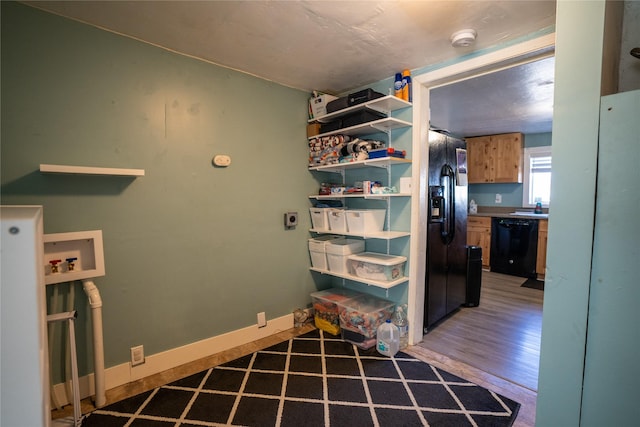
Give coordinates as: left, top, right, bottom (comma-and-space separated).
338, 294, 395, 348
347, 252, 407, 282
310, 288, 362, 335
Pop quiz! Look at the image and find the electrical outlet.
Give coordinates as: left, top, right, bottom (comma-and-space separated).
257, 311, 267, 328
131, 345, 145, 366
495, 193, 502, 204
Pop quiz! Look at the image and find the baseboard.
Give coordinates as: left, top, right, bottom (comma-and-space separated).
51, 313, 293, 406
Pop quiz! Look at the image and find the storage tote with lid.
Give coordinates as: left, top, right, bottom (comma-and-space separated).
347, 252, 407, 282
345, 209, 386, 234
308, 235, 344, 270
310, 288, 362, 335
337, 294, 396, 349
326, 239, 365, 273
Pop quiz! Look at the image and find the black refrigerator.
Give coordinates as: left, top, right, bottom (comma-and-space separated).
424, 130, 468, 331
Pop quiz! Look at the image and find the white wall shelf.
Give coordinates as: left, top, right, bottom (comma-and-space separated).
309, 95, 412, 123
309, 193, 411, 200
40, 164, 145, 177
308, 117, 411, 140
309, 229, 410, 240
309, 267, 408, 289
309, 157, 411, 173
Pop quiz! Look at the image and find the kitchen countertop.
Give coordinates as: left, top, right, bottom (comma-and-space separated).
468, 207, 549, 220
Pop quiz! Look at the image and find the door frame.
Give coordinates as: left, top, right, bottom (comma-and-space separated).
407, 33, 555, 344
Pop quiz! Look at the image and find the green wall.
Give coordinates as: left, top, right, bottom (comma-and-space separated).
536, 1, 605, 425
468, 132, 552, 207
1, 2, 321, 376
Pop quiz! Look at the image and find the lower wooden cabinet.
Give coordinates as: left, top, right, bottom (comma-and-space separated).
536, 219, 548, 279
467, 216, 491, 269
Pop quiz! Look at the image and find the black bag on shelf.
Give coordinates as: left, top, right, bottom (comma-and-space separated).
319, 119, 343, 133
342, 110, 386, 128
348, 89, 384, 106
326, 96, 349, 113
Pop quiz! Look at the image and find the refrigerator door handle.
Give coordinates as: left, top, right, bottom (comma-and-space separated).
440, 164, 456, 245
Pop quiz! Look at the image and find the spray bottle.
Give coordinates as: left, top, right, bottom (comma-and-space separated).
394, 73, 403, 98
401, 69, 412, 102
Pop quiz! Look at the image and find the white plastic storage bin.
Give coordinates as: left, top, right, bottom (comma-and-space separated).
326, 239, 365, 274
345, 209, 386, 234
309, 207, 342, 231
308, 235, 344, 270
347, 252, 407, 282
327, 208, 348, 232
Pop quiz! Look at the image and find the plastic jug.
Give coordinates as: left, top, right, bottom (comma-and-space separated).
392, 306, 409, 350
376, 319, 399, 357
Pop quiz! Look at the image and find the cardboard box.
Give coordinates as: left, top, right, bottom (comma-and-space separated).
307, 123, 321, 138
309, 94, 338, 119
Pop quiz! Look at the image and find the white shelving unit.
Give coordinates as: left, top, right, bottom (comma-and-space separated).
307, 95, 412, 290
309, 266, 409, 289
308, 156, 410, 173
309, 95, 411, 123
40, 164, 145, 177
310, 193, 411, 200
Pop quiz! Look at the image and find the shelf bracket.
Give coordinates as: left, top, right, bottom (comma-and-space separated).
362, 161, 389, 170
366, 104, 392, 116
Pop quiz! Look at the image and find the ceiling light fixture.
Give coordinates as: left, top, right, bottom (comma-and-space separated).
451, 29, 477, 48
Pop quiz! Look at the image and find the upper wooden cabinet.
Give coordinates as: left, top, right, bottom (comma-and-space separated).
466, 132, 523, 184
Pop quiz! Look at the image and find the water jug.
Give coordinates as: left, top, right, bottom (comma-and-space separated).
392, 306, 409, 350
376, 319, 399, 357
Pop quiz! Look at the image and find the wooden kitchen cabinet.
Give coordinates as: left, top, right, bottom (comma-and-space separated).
467, 216, 491, 269
466, 132, 523, 183
536, 219, 548, 280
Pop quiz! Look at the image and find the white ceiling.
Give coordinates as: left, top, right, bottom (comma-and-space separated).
430, 56, 555, 137
25, 0, 557, 136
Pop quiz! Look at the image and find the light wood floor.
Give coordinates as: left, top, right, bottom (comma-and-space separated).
54, 272, 542, 426
413, 270, 543, 427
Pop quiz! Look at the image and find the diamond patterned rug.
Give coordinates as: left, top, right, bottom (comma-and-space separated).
81, 329, 520, 426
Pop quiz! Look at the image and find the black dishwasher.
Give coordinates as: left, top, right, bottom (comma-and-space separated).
490, 218, 538, 278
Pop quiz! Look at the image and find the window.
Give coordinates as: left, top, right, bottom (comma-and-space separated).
523, 146, 552, 207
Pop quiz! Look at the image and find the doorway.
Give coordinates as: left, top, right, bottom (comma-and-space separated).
405, 34, 555, 388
